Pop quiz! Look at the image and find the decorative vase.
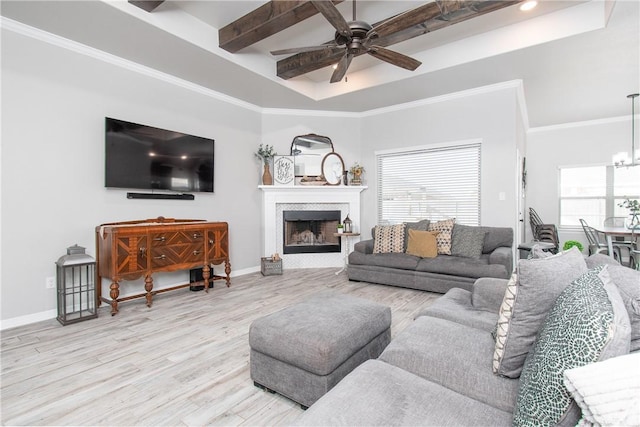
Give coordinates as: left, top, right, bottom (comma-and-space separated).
262, 162, 273, 185
627, 211, 640, 229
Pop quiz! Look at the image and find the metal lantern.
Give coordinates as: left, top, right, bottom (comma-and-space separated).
343, 214, 353, 233
56, 244, 97, 325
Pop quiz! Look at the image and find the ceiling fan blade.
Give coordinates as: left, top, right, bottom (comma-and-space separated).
330, 52, 353, 83
367, 46, 421, 71
271, 44, 341, 56
311, 1, 351, 36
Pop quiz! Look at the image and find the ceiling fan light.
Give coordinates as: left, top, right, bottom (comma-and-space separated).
613, 151, 631, 166
520, 1, 538, 12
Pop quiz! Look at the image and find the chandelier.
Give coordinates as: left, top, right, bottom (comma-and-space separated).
613, 93, 639, 167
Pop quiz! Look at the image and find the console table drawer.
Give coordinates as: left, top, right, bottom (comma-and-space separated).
150, 243, 204, 268
150, 230, 205, 246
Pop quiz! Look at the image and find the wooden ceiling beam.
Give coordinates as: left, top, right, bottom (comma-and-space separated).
219, 0, 344, 54
277, 0, 521, 80
128, 1, 164, 13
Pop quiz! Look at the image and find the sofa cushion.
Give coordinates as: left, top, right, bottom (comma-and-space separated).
373, 224, 406, 254
405, 229, 439, 258
416, 287, 498, 332
416, 255, 509, 280
493, 247, 588, 379
492, 273, 518, 374
403, 219, 430, 251
349, 251, 420, 270
293, 360, 513, 427
451, 224, 487, 259
428, 218, 456, 255
512, 265, 631, 427
379, 316, 520, 413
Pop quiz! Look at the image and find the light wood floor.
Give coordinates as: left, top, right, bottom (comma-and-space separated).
1, 269, 438, 426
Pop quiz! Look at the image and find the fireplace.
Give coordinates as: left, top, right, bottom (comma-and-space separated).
283, 210, 341, 254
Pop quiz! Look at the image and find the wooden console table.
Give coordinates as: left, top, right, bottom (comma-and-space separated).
95, 217, 231, 315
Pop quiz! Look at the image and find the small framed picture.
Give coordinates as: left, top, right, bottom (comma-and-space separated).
274, 156, 295, 186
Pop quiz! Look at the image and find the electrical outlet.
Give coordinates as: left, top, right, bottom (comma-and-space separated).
46, 277, 55, 289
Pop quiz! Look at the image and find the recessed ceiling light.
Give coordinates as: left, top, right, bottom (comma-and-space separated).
520, 1, 538, 11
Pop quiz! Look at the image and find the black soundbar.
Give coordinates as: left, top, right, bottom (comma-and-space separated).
127, 192, 195, 200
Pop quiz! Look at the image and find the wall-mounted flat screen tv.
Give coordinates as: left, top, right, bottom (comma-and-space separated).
105, 117, 214, 193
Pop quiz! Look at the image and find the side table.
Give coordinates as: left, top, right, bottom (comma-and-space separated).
334, 232, 360, 275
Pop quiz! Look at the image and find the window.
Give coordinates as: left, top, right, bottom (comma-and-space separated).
376, 142, 481, 225
559, 165, 640, 227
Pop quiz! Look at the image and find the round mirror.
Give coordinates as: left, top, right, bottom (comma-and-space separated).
321, 152, 345, 186
290, 134, 334, 177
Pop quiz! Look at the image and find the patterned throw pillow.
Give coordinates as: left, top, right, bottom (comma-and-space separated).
405, 229, 439, 258
373, 224, 406, 254
451, 225, 487, 259
492, 273, 518, 373
428, 218, 455, 255
513, 265, 631, 427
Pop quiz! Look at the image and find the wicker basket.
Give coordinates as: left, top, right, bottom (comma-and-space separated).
261, 257, 283, 276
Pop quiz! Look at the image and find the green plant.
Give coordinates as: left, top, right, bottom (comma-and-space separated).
337, 223, 344, 228
618, 198, 640, 212
255, 144, 277, 164
562, 240, 584, 252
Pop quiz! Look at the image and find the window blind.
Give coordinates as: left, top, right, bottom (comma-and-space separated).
376, 143, 481, 225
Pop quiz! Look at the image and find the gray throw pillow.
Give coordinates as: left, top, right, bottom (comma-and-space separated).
451, 225, 487, 259
585, 254, 640, 351
493, 247, 588, 378
512, 265, 631, 427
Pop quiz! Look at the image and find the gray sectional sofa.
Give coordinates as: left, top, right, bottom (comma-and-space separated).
295, 252, 640, 426
348, 223, 514, 294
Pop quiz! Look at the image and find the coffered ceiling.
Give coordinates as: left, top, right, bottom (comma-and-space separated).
1, 1, 638, 127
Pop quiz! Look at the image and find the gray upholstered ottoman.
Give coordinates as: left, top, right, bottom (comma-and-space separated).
249, 292, 392, 408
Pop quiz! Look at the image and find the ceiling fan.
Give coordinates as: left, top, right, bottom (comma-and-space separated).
270, 0, 422, 83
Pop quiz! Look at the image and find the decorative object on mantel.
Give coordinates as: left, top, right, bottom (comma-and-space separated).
343, 214, 353, 233
618, 198, 640, 228
256, 144, 277, 185
349, 162, 365, 185
273, 156, 295, 186
291, 134, 334, 178
337, 223, 344, 234
56, 244, 97, 326
321, 152, 346, 185
613, 93, 639, 167
299, 175, 328, 186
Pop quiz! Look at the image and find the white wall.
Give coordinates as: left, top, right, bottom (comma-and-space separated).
358, 86, 521, 236
1, 30, 266, 324
526, 117, 634, 249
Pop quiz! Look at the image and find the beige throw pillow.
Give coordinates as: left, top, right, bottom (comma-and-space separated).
428, 218, 456, 255
373, 224, 406, 254
405, 229, 439, 258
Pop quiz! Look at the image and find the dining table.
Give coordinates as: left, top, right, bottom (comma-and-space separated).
592, 225, 638, 258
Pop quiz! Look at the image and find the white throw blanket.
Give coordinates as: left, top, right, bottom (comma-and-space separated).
563, 352, 640, 427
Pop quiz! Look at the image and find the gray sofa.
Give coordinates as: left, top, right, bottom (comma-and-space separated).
348, 224, 514, 294
295, 253, 640, 426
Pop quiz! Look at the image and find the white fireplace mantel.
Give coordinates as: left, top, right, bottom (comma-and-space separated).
259, 186, 367, 268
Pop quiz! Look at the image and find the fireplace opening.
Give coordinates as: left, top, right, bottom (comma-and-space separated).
283, 210, 341, 254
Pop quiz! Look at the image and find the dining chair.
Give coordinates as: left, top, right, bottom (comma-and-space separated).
533, 223, 559, 254
579, 219, 621, 261
603, 217, 634, 262
529, 207, 544, 237
629, 226, 640, 270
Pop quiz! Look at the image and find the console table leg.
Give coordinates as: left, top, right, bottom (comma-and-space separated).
109, 282, 120, 315
224, 260, 231, 287
144, 274, 153, 307
202, 265, 211, 293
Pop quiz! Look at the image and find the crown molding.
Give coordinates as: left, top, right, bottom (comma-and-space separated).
528, 115, 632, 134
